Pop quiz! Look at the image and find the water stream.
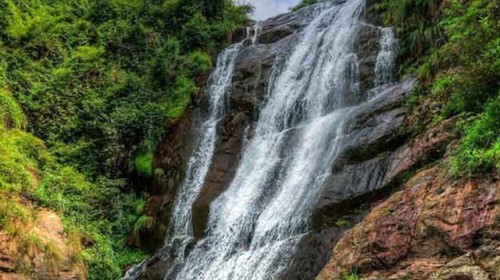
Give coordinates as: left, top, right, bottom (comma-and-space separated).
122, 0, 399, 279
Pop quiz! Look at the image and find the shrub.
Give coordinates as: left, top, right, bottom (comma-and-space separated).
0, 89, 26, 129
377, 0, 500, 176
452, 95, 500, 174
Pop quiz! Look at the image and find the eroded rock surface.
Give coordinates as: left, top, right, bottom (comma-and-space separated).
317, 166, 500, 280
138, 2, 473, 280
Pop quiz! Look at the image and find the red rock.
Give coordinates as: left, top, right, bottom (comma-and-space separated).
317, 167, 499, 280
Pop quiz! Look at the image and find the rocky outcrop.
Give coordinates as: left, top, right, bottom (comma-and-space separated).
285, 80, 462, 279
0, 209, 85, 280
313, 113, 458, 223
355, 24, 382, 94
317, 165, 500, 280
139, 2, 474, 280
313, 79, 416, 228
144, 0, 405, 246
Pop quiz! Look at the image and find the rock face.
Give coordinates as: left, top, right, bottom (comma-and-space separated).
140, 111, 198, 251
316, 166, 500, 280
0, 209, 85, 280
145, 0, 393, 248
139, 2, 495, 280
141, 1, 421, 277
283, 79, 462, 279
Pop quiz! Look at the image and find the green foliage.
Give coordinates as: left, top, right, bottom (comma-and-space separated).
0, 0, 249, 278
0, 0, 248, 179
166, 76, 196, 119
181, 12, 212, 50
371, 0, 443, 64
134, 152, 154, 177
377, 0, 500, 175
0, 121, 146, 278
0, 89, 26, 129
342, 272, 359, 280
452, 95, 500, 174
133, 215, 154, 236
0, 128, 47, 193
335, 219, 350, 228
293, 0, 318, 11
32, 165, 148, 279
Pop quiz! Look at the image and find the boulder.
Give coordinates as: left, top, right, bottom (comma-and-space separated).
316, 166, 500, 280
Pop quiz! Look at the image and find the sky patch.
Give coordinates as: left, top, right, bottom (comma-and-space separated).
238, 0, 301, 20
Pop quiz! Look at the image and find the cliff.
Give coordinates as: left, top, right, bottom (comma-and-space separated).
136, 0, 499, 279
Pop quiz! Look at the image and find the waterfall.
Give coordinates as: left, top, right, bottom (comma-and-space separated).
124, 0, 403, 279
175, 0, 370, 279
167, 43, 242, 239
375, 27, 397, 86
121, 28, 250, 280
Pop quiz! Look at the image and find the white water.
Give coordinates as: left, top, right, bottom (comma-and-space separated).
375, 27, 397, 86
167, 43, 243, 238
121, 30, 248, 280
124, 0, 401, 279
175, 0, 369, 279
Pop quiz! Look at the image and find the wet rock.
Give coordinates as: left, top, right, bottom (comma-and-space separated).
313, 78, 418, 226
383, 117, 457, 185
313, 81, 460, 230
143, 111, 198, 251
192, 112, 250, 239
316, 167, 500, 280
355, 24, 382, 93
280, 212, 367, 280
190, 9, 314, 239
257, 26, 295, 44
314, 154, 392, 226
258, 3, 319, 38
230, 45, 276, 114
143, 0, 396, 250
139, 2, 454, 279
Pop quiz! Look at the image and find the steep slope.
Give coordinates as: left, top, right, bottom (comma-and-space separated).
137, 0, 499, 279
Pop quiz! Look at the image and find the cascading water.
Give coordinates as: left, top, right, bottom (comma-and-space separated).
125, 0, 402, 279
167, 43, 242, 239
175, 0, 376, 279
375, 27, 397, 86
121, 30, 248, 280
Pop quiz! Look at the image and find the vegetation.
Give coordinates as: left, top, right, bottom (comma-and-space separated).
372, 0, 500, 175
292, 0, 318, 11
342, 272, 359, 280
334, 219, 351, 228
0, 0, 249, 278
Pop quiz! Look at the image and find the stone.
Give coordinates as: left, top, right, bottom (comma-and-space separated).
383, 117, 457, 185
316, 167, 500, 280
314, 78, 418, 227
355, 24, 382, 93
141, 109, 198, 251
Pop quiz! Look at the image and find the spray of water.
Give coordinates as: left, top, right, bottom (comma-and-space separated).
123, 0, 401, 278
